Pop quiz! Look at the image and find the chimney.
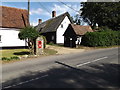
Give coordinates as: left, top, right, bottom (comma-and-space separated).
52, 11, 56, 18
38, 19, 42, 24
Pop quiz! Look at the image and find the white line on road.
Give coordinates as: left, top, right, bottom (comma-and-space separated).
3, 74, 48, 89
91, 57, 108, 62
76, 57, 108, 67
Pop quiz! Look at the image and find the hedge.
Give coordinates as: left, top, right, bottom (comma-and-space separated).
81, 31, 120, 47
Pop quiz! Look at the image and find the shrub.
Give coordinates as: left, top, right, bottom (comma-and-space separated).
81, 30, 120, 47
2, 57, 9, 61
10, 56, 20, 60
19, 26, 40, 55
2, 56, 20, 61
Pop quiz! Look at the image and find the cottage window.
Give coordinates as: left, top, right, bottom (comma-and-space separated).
0, 35, 1, 42
61, 24, 63, 28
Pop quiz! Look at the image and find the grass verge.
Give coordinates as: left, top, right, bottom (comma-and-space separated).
0, 49, 30, 58
1, 48, 57, 63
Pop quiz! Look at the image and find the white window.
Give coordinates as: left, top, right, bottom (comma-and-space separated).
52, 35, 54, 40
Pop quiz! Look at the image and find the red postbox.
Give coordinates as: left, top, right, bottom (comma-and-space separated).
38, 41, 42, 48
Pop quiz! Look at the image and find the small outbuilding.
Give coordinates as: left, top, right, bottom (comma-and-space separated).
63, 24, 93, 48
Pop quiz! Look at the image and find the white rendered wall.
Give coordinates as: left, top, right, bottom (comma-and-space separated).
0, 28, 27, 47
76, 36, 82, 45
56, 16, 71, 44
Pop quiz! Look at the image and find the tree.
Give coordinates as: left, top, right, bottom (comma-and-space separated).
80, 2, 120, 30
74, 14, 82, 25
18, 26, 39, 54
70, 15, 81, 25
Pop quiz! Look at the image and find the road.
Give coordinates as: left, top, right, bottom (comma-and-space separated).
2, 47, 120, 88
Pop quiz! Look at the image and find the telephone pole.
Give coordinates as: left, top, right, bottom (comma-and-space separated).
28, 0, 30, 24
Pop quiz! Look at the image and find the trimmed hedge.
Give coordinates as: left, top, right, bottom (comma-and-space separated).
81, 31, 120, 47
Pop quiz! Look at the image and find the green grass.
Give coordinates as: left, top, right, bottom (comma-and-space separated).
0, 48, 57, 59
0, 49, 30, 58
1, 48, 57, 63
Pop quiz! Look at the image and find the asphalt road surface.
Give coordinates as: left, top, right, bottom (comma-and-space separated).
2, 47, 120, 89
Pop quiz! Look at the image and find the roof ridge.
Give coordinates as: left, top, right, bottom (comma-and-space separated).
38, 12, 69, 25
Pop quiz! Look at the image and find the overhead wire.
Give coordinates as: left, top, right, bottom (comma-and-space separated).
37, 2, 51, 15
57, 0, 80, 14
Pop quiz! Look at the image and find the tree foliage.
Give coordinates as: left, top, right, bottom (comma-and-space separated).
80, 2, 120, 30
71, 15, 82, 25
74, 14, 82, 25
19, 26, 39, 40
18, 26, 39, 54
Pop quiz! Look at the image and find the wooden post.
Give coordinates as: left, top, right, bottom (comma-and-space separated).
28, 0, 30, 24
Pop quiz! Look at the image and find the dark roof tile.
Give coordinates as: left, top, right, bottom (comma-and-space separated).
36, 12, 73, 33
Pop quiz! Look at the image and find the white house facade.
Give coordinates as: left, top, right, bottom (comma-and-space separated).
56, 16, 71, 44
0, 28, 27, 47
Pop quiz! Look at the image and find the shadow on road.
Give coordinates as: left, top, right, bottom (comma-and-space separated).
2, 62, 120, 89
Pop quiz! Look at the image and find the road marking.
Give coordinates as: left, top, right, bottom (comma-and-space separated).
91, 57, 108, 62
3, 74, 48, 89
76, 57, 108, 67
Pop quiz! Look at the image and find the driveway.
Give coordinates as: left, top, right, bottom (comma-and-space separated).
46, 45, 85, 54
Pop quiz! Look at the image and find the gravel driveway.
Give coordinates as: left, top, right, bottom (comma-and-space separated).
46, 45, 85, 54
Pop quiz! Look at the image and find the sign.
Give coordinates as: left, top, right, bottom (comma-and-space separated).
38, 41, 42, 48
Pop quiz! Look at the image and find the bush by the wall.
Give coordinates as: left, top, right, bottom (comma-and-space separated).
2, 56, 20, 61
2, 57, 9, 61
81, 30, 120, 47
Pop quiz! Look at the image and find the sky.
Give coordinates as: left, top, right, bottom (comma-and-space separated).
1, 0, 87, 26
